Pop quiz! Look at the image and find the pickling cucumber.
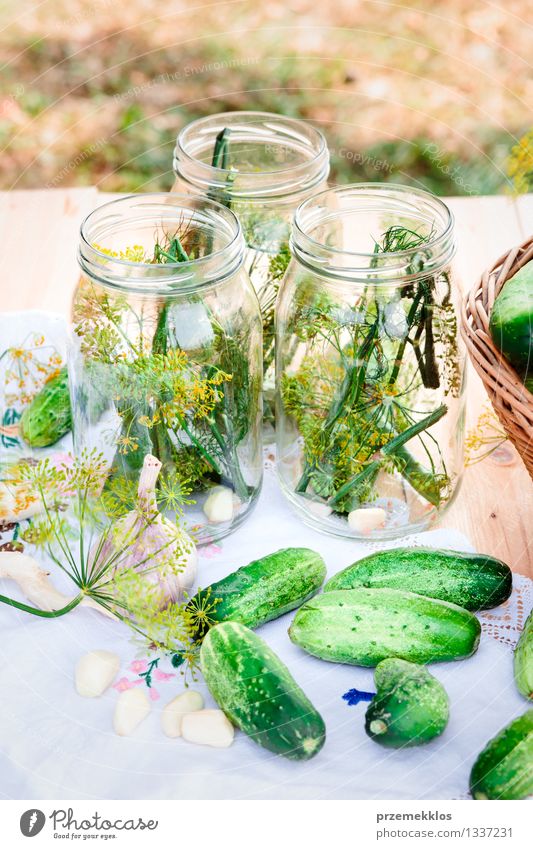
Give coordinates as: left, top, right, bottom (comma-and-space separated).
289, 587, 481, 666
201, 621, 326, 760
365, 658, 449, 747
20, 367, 71, 448
489, 260, 533, 382
188, 548, 326, 639
325, 547, 512, 611
470, 710, 533, 800
514, 608, 533, 701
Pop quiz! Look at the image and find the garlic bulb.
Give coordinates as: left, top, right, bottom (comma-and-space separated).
0, 481, 43, 523
90, 454, 197, 606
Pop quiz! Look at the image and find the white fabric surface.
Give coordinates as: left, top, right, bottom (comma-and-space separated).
0, 311, 530, 800
0, 465, 530, 801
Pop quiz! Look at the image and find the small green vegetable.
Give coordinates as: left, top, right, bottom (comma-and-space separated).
365, 658, 449, 747
489, 260, 533, 383
201, 621, 326, 760
325, 547, 512, 611
188, 547, 326, 638
289, 587, 481, 666
514, 608, 533, 701
20, 367, 72, 448
470, 710, 533, 800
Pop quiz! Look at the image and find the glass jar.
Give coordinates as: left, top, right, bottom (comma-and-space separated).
71, 193, 263, 542
172, 111, 330, 427
276, 184, 465, 540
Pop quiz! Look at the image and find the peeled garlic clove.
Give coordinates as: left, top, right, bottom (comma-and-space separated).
347, 507, 387, 534
75, 650, 120, 698
181, 709, 234, 748
113, 688, 150, 736
203, 486, 234, 524
161, 690, 204, 738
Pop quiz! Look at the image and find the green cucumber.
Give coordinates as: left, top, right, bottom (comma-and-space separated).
201, 621, 326, 760
514, 608, 533, 701
470, 710, 533, 800
489, 260, 533, 381
20, 367, 72, 447
365, 658, 449, 747
188, 548, 326, 639
289, 587, 481, 666
324, 547, 512, 611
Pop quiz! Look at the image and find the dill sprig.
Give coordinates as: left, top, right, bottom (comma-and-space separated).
2, 452, 214, 676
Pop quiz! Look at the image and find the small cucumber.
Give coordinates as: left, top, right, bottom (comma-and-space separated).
514, 608, 533, 701
489, 260, 533, 380
470, 710, 533, 800
20, 367, 72, 448
188, 548, 326, 639
201, 621, 326, 760
325, 547, 512, 611
289, 587, 481, 666
365, 658, 449, 748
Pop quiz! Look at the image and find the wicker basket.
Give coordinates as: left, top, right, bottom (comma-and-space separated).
462, 234, 533, 479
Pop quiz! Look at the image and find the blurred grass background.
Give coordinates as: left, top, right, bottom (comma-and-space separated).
0, 0, 531, 195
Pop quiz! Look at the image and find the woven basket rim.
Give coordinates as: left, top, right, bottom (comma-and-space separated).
462, 233, 533, 477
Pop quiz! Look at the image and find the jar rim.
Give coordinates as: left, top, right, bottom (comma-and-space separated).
174, 111, 329, 198
292, 183, 455, 282
78, 192, 244, 291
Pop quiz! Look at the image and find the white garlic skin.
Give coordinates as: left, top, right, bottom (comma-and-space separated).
347, 507, 387, 534
161, 690, 204, 738
181, 709, 234, 748
113, 688, 151, 736
75, 650, 120, 698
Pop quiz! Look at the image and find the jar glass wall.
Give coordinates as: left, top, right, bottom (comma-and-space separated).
71, 193, 263, 542
172, 111, 329, 427
276, 184, 465, 540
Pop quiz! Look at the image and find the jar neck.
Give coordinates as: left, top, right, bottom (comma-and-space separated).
78, 193, 245, 294
291, 184, 456, 285
173, 111, 329, 201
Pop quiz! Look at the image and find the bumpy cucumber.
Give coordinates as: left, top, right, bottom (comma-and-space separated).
325, 547, 512, 611
289, 587, 481, 666
365, 658, 449, 747
470, 710, 533, 800
20, 367, 71, 447
514, 608, 533, 701
188, 548, 326, 639
201, 621, 326, 760
489, 260, 533, 380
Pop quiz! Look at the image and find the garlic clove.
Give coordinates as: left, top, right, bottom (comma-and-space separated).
0, 481, 43, 522
113, 688, 151, 736
203, 486, 235, 524
75, 650, 120, 698
161, 690, 204, 738
347, 507, 387, 534
181, 709, 234, 748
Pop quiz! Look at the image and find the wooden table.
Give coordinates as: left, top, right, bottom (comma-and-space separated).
1, 188, 531, 577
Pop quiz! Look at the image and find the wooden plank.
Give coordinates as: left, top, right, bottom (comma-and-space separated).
442, 196, 532, 577
516, 194, 533, 239
0, 188, 97, 316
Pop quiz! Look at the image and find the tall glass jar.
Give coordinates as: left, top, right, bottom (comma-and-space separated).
172, 111, 330, 427
71, 194, 263, 542
276, 184, 465, 540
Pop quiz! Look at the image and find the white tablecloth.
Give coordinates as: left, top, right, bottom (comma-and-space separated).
0, 312, 530, 800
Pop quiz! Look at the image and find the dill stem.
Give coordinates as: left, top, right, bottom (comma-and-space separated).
328, 404, 447, 508
0, 593, 83, 618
